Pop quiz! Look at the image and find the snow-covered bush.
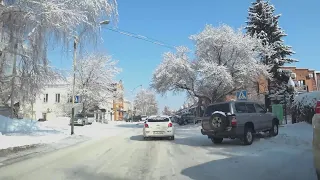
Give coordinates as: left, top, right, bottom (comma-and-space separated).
291, 91, 320, 124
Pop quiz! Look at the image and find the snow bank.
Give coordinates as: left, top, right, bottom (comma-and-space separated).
0, 117, 136, 150
293, 91, 320, 108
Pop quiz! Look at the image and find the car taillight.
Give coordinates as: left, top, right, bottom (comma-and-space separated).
168, 122, 173, 127
231, 116, 237, 126
316, 101, 320, 114
144, 123, 149, 128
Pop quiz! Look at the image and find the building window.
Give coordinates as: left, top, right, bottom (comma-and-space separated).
43, 94, 48, 103
55, 93, 60, 103
67, 94, 72, 103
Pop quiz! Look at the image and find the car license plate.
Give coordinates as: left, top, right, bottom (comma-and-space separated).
154, 131, 164, 134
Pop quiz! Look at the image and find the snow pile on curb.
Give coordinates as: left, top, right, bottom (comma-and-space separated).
0, 117, 137, 150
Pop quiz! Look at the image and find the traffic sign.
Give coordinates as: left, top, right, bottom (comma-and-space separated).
236, 90, 247, 100
75, 96, 80, 103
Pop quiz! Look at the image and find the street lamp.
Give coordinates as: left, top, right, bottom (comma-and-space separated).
70, 20, 110, 135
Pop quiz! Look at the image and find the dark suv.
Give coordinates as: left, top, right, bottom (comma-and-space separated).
200, 100, 279, 145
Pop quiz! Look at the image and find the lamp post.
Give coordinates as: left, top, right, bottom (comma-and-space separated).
131, 85, 142, 122
71, 20, 110, 135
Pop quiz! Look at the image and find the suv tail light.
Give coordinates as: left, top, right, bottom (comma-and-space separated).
144, 123, 149, 128
316, 101, 320, 114
168, 122, 173, 127
231, 116, 237, 126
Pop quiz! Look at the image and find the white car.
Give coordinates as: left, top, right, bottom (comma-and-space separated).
143, 115, 175, 140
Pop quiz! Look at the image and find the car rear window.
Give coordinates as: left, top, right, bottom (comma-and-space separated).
75, 114, 84, 118
148, 118, 170, 122
205, 103, 230, 115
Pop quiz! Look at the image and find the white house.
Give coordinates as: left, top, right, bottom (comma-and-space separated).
23, 79, 83, 121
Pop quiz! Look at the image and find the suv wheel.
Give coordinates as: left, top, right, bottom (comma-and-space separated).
243, 127, 254, 145
270, 121, 279, 136
211, 137, 223, 144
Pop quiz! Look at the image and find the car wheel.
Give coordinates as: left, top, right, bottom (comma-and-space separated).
243, 126, 254, 145
270, 121, 279, 137
82, 121, 85, 126
169, 136, 175, 140
211, 137, 223, 144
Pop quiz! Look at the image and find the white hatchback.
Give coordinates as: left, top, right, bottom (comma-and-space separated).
143, 115, 175, 140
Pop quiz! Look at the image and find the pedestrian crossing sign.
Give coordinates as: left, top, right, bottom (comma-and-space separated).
236, 90, 247, 100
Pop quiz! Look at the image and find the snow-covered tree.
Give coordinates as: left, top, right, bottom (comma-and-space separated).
134, 89, 158, 116
0, 0, 118, 117
74, 53, 120, 113
151, 24, 271, 106
246, 0, 297, 103
162, 106, 172, 116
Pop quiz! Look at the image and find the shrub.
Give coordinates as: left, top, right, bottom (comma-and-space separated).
291, 91, 320, 124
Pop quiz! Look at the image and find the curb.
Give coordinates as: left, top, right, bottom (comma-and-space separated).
0, 144, 42, 156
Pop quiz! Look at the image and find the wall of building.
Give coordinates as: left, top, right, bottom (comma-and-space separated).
281, 67, 317, 92
112, 80, 125, 121
23, 81, 83, 121
316, 72, 320, 91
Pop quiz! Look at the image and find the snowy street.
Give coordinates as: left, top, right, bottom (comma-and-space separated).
0, 122, 317, 180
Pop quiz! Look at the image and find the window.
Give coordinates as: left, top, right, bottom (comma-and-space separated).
204, 103, 230, 116
67, 94, 72, 103
148, 118, 169, 122
235, 102, 247, 113
245, 103, 256, 113
43, 94, 48, 103
255, 104, 266, 113
55, 93, 60, 103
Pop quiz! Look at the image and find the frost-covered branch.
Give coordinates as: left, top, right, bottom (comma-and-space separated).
151, 24, 271, 104
134, 89, 158, 116
74, 53, 120, 113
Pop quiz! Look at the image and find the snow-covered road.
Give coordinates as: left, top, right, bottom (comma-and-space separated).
0, 122, 317, 180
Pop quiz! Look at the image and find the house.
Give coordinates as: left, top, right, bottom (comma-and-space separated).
23, 79, 83, 121
280, 66, 317, 92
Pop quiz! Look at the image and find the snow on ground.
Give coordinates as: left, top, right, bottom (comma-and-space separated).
0, 115, 135, 150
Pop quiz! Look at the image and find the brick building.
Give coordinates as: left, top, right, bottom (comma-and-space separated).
281, 66, 317, 92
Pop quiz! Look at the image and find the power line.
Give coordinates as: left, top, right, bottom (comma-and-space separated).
104, 27, 176, 50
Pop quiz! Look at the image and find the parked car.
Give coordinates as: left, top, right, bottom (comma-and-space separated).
200, 101, 279, 145
141, 115, 148, 121
312, 100, 320, 179
86, 113, 95, 124
70, 114, 88, 126
143, 115, 175, 140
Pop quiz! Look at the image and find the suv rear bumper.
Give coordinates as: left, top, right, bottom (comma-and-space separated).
201, 126, 244, 138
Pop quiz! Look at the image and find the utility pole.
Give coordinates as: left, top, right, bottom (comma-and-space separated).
71, 36, 78, 135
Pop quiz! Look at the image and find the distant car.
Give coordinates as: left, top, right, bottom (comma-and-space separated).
141, 115, 148, 121
70, 114, 88, 126
143, 115, 175, 140
200, 101, 279, 145
86, 113, 95, 124
312, 100, 320, 179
